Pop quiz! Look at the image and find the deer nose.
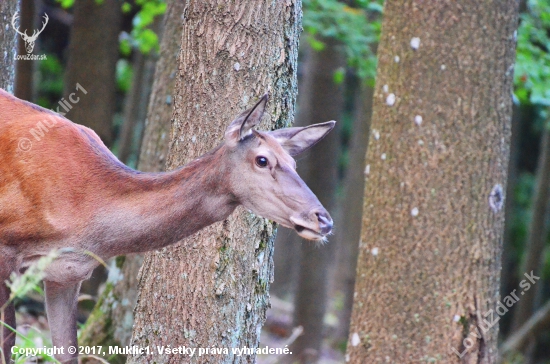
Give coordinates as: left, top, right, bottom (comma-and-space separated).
315, 210, 333, 235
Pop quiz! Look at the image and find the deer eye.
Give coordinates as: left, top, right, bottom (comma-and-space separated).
255, 156, 268, 168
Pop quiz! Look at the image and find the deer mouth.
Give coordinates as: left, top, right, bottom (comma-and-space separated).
293, 224, 327, 241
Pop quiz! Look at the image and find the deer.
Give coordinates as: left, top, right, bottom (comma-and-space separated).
0, 89, 335, 364
11, 12, 49, 54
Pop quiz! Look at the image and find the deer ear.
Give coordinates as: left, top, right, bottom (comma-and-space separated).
225, 94, 268, 145
268, 121, 336, 156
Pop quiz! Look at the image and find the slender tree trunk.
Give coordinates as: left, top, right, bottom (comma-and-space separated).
129, 2, 302, 363
63, 0, 121, 147
0, 0, 18, 93
347, 1, 518, 363
271, 43, 312, 300
511, 123, 550, 333
0, 2, 18, 363
79, 2, 183, 362
499, 104, 521, 338
333, 82, 373, 343
14, 0, 33, 101
117, 50, 157, 166
289, 39, 344, 363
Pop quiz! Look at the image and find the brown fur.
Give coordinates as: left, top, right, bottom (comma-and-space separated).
0, 90, 334, 363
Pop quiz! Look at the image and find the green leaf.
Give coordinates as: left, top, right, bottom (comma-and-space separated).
310, 38, 326, 51
333, 67, 345, 84
120, 38, 132, 56
116, 59, 133, 93
122, 2, 132, 13
57, 0, 75, 9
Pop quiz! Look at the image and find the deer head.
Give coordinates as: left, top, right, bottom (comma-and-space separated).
12, 12, 48, 54
225, 95, 335, 240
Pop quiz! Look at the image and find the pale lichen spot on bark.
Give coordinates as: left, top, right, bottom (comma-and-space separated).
351, 332, 361, 346
410, 37, 420, 50
386, 93, 395, 106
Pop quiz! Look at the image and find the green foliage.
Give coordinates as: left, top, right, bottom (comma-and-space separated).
303, 0, 383, 82
514, 0, 550, 105
122, 0, 166, 55
57, 0, 74, 9
1, 251, 60, 364
6, 251, 59, 302
116, 59, 134, 93
36, 54, 64, 108
56, 0, 166, 55
56, 0, 103, 9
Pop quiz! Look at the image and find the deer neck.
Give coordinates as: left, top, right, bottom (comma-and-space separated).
96, 145, 238, 256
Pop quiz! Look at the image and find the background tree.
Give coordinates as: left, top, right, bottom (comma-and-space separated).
347, 1, 518, 363
0, 1, 17, 362
63, 0, 121, 147
287, 39, 344, 363
0, 0, 18, 92
14, 0, 34, 101
78, 2, 182, 362
500, 1, 550, 361
128, 1, 302, 363
271, 3, 380, 362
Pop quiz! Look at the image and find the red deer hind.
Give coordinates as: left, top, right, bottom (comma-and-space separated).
0, 90, 334, 363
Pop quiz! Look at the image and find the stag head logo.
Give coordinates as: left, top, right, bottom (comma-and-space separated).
12, 12, 48, 54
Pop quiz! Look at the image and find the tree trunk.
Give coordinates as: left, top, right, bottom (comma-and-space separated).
78, 2, 184, 362
510, 123, 550, 333
499, 103, 521, 338
117, 51, 157, 166
271, 43, 312, 301
128, 2, 302, 363
333, 82, 373, 343
347, 1, 518, 363
289, 39, 344, 363
14, 0, 34, 101
63, 0, 121, 147
0, 2, 18, 363
0, 0, 18, 93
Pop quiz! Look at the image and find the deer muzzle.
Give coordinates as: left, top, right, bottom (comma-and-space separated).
290, 208, 333, 241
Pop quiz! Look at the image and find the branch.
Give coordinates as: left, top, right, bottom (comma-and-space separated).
501, 299, 550, 355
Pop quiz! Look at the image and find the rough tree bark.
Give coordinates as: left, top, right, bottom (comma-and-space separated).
128, 1, 302, 363
79, 2, 183, 362
63, 0, 121, 147
347, 1, 518, 363
288, 40, 344, 363
0, 0, 18, 93
0, 2, 17, 363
